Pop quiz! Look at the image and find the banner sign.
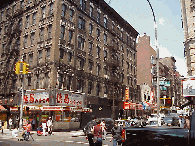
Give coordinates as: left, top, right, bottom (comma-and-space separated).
125, 87, 129, 101
123, 102, 130, 110
23, 92, 49, 105
56, 91, 84, 108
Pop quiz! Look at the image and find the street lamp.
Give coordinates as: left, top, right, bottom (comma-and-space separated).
147, 0, 160, 126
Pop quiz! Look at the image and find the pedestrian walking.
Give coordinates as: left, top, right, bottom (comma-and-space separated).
32, 118, 35, 131
86, 121, 95, 146
184, 115, 190, 129
179, 115, 185, 128
47, 117, 53, 135
100, 120, 107, 140
110, 122, 122, 146
9, 117, 12, 131
42, 120, 47, 136
92, 120, 103, 146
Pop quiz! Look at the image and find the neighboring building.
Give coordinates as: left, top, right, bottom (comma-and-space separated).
180, 0, 195, 77
0, 0, 139, 126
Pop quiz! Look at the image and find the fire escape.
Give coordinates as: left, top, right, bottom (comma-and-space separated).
0, 9, 22, 105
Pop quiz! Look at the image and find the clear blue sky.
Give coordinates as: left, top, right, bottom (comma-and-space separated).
105, 0, 187, 77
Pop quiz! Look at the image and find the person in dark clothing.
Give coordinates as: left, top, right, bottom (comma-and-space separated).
92, 120, 103, 146
110, 123, 122, 146
86, 122, 95, 146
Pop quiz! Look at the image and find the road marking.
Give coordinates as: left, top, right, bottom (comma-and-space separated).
76, 141, 84, 144
65, 141, 74, 142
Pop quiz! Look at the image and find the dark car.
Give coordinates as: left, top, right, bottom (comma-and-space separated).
83, 118, 114, 135
163, 116, 179, 126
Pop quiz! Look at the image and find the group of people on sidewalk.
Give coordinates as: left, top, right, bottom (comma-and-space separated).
86, 119, 123, 146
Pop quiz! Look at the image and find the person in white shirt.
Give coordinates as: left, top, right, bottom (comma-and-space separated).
9, 117, 12, 131
101, 119, 107, 140
47, 117, 53, 135
42, 120, 47, 136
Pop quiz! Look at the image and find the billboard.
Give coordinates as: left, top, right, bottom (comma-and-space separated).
182, 78, 195, 97
125, 87, 129, 101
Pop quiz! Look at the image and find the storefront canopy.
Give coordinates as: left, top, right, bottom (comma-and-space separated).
0, 105, 7, 111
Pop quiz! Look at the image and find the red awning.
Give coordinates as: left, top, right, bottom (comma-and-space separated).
0, 105, 7, 111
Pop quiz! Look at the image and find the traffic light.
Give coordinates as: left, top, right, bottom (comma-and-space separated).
15, 62, 20, 74
23, 62, 29, 74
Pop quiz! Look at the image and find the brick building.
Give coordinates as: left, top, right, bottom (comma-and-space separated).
0, 0, 139, 125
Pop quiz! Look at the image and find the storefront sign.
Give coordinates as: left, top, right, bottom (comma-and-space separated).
23, 92, 49, 105
130, 103, 136, 110
56, 92, 84, 108
42, 106, 62, 111
123, 102, 130, 110
125, 87, 129, 101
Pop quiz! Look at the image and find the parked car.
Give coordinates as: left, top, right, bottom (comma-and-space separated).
163, 116, 179, 126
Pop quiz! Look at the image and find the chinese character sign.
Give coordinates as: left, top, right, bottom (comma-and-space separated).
125, 87, 129, 101
23, 92, 49, 105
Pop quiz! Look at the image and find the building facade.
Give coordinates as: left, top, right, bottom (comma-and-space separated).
0, 0, 139, 124
180, 0, 195, 77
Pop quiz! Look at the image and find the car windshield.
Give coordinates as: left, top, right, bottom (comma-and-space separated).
163, 117, 172, 121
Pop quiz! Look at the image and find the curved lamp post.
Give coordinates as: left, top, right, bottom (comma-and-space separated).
147, 0, 160, 126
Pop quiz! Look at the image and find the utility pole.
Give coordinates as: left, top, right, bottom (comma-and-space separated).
147, 0, 160, 126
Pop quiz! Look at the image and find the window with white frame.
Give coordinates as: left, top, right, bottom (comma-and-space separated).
78, 17, 85, 30
42, 6, 46, 19
78, 36, 85, 50
62, 4, 66, 17
30, 32, 35, 45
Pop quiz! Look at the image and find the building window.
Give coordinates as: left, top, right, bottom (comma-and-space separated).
29, 54, 33, 63
26, 15, 29, 27
133, 53, 136, 60
104, 33, 107, 44
104, 84, 107, 94
131, 77, 133, 86
62, 4, 66, 17
0, 11, 3, 21
78, 36, 85, 50
126, 35, 129, 44
104, 50, 107, 60
70, 9, 74, 21
32, 13, 36, 25
90, 6, 93, 17
89, 61, 93, 71
49, 3, 53, 15
68, 52, 72, 62
28, 77, 31, 86
48, 25, 52, 39
96, 65, 100, 76
46, 48, 50, 60
61, 26, 65, 39
89, 23, 93, 34
19, 19, 22, 30
30, 33, 35, 45
96, 83, 100, 96
89, 42, 93, 53
24, 35, 28, 48
80, 0, 86, 11
69, 30, 73, 42
16, 38, 20, 50
66, 76, 71, 90
131, 64, 133, 71
127, 77, 129, 85
60, 49, 64, 59
104, 17, 107, 28
42, 7, 46, 19
97, 46, 100, 57
120, 32, 123, 39
79, 58, 84, 69
103, 67, 107, 75
88, 81, 92, 94
97, 12, 100, 23
21, 0, 24, 8
77, 79, 83, 92
78, 17, 85, 30
39, 50, 42, 62
40, 28, 44, 41
97, 28, 100, 37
